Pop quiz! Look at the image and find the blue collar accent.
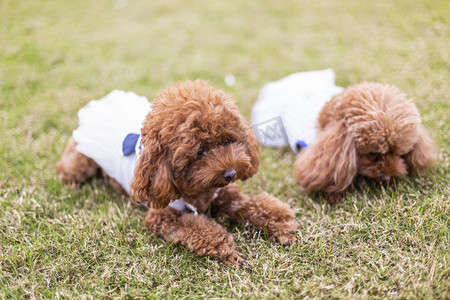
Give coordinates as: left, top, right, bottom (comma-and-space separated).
122, 133, 140, 156
296, 140, 308, 152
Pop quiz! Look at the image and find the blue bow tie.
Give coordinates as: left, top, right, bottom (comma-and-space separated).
122, 133, 141, 156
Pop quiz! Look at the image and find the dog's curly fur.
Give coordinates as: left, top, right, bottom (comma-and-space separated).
294, 82, 438, 204
56, 80, 297, 266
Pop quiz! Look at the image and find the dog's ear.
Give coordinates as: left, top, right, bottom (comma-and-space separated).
294, 121, 357, 195
240, 126, 260, 180
404, 125, 438, 175
131, 140, 177, 208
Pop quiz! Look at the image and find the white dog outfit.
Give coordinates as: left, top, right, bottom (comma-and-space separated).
73, 90, 151, 195
251, 69, 343, 152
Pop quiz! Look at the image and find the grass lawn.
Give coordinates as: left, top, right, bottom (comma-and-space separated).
1, 0, 449, 298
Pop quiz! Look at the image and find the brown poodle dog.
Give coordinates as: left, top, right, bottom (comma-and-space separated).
57, 80, 297, 266
294, 82, 437, 204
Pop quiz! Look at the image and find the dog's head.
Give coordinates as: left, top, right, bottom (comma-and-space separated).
346, 82, 422, 181
295, 82, 437, 195
131, 80, 259, 208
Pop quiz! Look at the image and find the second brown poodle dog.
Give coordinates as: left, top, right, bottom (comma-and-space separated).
294, 82, 437, 204
57, 80, 297, 266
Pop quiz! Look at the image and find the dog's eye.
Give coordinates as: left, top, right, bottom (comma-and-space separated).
197, 148, 204, 157
369, 152, 382, 162
224, 139, 233, 146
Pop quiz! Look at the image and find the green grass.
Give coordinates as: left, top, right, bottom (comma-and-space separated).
1, 0, 449, 298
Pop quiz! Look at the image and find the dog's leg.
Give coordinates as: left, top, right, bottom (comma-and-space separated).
323, 191, 345, 205
211, 184, 298, 246
144, 206, 246, 266
101, 170, 129, 196
56, 137, 99, 187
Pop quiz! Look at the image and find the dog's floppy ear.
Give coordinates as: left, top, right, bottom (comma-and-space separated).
294, 121, 357, 195
131, 138, 177, 208
404, 125, 438, 175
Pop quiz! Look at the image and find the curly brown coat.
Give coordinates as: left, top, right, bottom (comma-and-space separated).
294, 82, 438, 204
56, 80, 297, 266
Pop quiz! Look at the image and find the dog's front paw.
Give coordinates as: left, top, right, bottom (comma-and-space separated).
220, 250, 247, 267
272, 233, 297, 246
324, 192, 343, 205
267, 218, 298, 247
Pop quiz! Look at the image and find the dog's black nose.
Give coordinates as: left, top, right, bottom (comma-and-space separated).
222, 169, 236, 181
